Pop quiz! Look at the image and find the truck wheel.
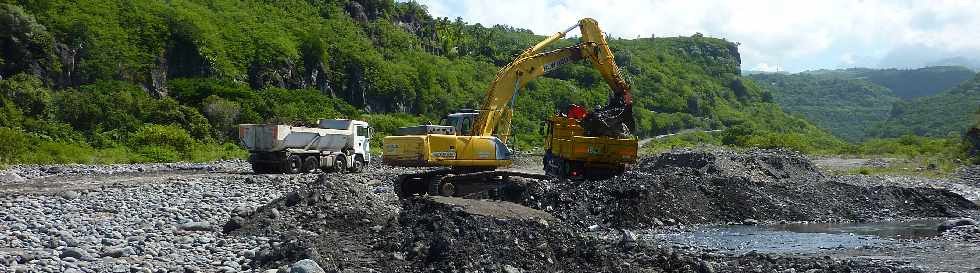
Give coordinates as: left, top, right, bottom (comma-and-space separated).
302, 156, 319, 173
334, 156, 347, 173
285, 155, 302, 174
349, 157, 363, 173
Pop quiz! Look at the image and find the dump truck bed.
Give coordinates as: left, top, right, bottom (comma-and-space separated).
238, 124, 353, 152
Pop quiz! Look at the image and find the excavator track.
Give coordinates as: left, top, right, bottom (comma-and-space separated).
395, 168, 551, 199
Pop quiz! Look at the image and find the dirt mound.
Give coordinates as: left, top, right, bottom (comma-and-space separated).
378, 196, 922, 272
224, 170, 404, 270
520, 148, 978, 228
237, 192, 922, 272
221, 161, 934, 272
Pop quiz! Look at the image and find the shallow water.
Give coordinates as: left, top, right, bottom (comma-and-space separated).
649, 219, 943, 255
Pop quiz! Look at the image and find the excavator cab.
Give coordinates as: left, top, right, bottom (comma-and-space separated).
440, 111, 479, 135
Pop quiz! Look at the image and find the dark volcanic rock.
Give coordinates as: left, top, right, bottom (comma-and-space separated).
938, 218, 977, 233
518, 148, 978, 228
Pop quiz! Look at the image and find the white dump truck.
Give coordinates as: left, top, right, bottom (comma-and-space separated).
239, 119, 372, 174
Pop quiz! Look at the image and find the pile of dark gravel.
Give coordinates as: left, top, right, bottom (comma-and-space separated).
518, 148, 978, 228
224, 169, 405, 271
238, 192, 925, 273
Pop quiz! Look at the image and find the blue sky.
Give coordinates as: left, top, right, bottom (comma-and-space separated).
418, 0, 980, 72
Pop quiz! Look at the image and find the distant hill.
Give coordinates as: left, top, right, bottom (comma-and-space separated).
804, 66, 976, 99
749, 73, 899, 142
868, 73, 980, 138
929, 57, 980, 71
741, 70, 788, 76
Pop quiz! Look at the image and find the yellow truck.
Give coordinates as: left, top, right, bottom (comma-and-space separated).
384, 18, 638, 197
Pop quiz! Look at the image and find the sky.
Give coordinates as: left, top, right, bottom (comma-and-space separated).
417, 0, 980, 72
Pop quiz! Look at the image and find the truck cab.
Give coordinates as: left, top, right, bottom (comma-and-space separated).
352, 120, 373, 163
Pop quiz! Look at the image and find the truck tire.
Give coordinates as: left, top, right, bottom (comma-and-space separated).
285, 155, 302, 174
334, 156, 347, 173
302, 156, 319, 173
350, 155, 364, 173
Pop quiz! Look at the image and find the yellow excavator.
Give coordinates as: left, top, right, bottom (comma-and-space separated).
383, 18, 638, 197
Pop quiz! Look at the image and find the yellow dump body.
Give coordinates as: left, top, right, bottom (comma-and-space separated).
382, 134, 513, 168
546, 115, 637, 167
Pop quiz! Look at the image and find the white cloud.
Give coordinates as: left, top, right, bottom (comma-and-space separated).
418, 0, 980, 72
752, 63, 782, 72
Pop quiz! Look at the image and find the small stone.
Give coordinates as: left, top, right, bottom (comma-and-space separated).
270, 208, 281, 219
289, 259, 325, 273
59, 190, 82, 200
223, 217, 244, 233
284, 192, 302, 207
59, 247, 87, 259
103, 246, 135, 258
223, 260, 241, 270
0, 173, 26, 183
179, 221, 213, 232
242, 249, 256, 259
503, 265, 522, 273
743, 219, 759, 225
370, 225, 383, 232
698, 261, 716, 273
392, 252, 406, 261
621, 229, 638, 250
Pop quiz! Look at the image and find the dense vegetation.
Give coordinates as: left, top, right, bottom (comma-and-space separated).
804, 66, 975, 99
868, 73, 980, 139
0, 0, 854, 164
749, 73, 898, 142
969, 108, 980, 163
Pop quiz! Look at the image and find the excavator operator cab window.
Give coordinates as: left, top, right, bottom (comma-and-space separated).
460, 117, 472, 135
443, 114, 476, 135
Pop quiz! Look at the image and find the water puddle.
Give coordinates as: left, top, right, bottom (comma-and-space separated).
648, 220, 943, 255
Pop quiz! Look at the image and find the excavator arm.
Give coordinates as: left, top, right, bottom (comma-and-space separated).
471, 18, 633, 142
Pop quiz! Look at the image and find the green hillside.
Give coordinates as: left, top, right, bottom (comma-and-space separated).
868, 73, 980, 138
804, 66, 975, 99
0, 0, 841, 164
749, 73, 899, 142
969, 108, 980, 163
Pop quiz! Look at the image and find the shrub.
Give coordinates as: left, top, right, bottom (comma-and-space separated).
130, 124, 195, 153
0, 127, 30, 163
135, 145, 182, 163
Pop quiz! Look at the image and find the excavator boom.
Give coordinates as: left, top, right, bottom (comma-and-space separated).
472, 18, 634, 141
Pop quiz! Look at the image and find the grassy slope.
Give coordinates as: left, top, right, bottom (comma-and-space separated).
749, 73, 900, 142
